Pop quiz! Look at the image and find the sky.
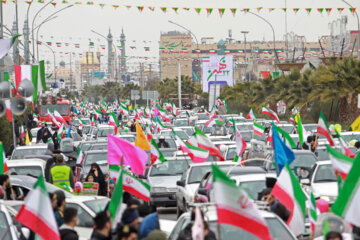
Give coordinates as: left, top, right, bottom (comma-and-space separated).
2, 0, 360, 71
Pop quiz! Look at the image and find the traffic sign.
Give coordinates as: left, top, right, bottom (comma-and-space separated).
142, 91, 159, 100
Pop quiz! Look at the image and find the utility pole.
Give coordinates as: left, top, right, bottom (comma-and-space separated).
178, 62, 181, 108
69, 52, 72, 90
0, 0, 4, 81
241, 31, 249, 62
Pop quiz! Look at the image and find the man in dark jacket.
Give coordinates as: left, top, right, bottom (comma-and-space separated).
91, 210, 112, 240
59, 207, 79, 240
37, 122, 51, 143
14, 120, 20, 144
263, 188, 290, 223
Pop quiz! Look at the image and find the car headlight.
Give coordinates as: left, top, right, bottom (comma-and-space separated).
151, 187, 167, 193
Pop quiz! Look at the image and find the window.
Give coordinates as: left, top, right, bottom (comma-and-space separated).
0, 212, 11, 240
84, 199, 109, 213
8, 166, 42, 178
66, 203, 93, 228
150, 160, 188, 176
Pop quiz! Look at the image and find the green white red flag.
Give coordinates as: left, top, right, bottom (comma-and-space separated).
212, 165, 272, 240
247, 108, 257, 120
109, 164, 121, 182
47, 108, 60, 128
261, 105, 280, 123
253, 121, 265, 136
15, 174, 60, 240
0, 35, 20, 59
195, 127, 224, 161
0, 142, 8, 174
316, 111, 334, 146
175, 135, 209, 163
109, 112, 119, 134
336, 132, 355, 158
123, 170, 151, 202
327, 145, 355, 180
332, 153, 360, 226
271, 164, 306, 236
205, 119, 225, 127
150, 138, 167, 165
109, 169, 124, 226
57, 123, 64, 142
309, 192, 317, 233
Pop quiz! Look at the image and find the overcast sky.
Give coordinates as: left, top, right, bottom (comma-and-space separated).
3, 0, 360, 71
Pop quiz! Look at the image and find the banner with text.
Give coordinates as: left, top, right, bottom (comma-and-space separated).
202, 55, 233, 93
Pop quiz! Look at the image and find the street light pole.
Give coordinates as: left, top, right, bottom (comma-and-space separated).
241, 31, 249, 62
247, 11, 279, 63
36, 16, 58, 61
41, 41, 56, 83
342, 0, 360, 59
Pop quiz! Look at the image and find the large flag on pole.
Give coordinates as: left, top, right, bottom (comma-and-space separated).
332, 153, 360, 226
212, 165, 272, 240
230, 119, 246, 162
271, 164, 306, 236
108, 169, 124, 226
15, 174, 60, 240
135, 121, 151, 150
123, 171, 151, 202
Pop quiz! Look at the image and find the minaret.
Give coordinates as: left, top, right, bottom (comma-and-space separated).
120, 28, 126, 78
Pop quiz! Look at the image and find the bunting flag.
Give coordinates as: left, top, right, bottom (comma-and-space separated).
212, 165, 272, 240
218, 8, 225, 17
306, 8, 312, 14
337, 8, 344, 14
137, 6, 144, 12
160, 7, 167, 13
325, 8, 332, 15
317, 8, 324, 14
230, 8, 237, 16
271, 164, 306, 236
293, 8, 299, 14
172, 7, 178, 13
256, 7, 262, 12
195, 8, 201, 14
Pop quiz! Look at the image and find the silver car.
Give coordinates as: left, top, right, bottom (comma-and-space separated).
146, 157, 190, 210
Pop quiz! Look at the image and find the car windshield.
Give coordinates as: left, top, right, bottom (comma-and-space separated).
82, 119, 91, 125
119, 136, 135, 143
83, 126, 91, 134
197, 114, 210, 120
188, 165, 232, 184
12, 148, 48, 159
150, 160, 188, 176
154, 138, 177, 149
85, 153, 108, 166
226, 147, 237, 161
174, 119, 189, 127
182, 128, 194, 137
341, 133, 360, 144
98, 128, 115, 137
8, 166, 42, 177
84, 198, 109, 213
40, 104, 69, 116
239, 180, 266, 200
30, 128, 38, 136
269, 152, 317, 176
90, 145, 107, 150
0, 212, 11, 240
304, 124, 318, 133
174, 131, 189, 140
314, 164, 337, 182
216, 217, 294, 239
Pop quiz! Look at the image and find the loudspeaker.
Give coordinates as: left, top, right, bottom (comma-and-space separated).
18, 79, 34, 97
10, 97, 27, 115
0, 81, 10, 99
0, 99, 5, 117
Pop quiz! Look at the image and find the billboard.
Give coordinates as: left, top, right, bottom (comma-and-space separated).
202, 55, 233, 93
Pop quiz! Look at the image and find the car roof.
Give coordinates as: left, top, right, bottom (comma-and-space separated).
7, 159, 45, 166
316, 160, 332, 165
84, 150, 108, 154
14, 144, 48, 149
228, 166, 266, 175
189, 162, 235, 168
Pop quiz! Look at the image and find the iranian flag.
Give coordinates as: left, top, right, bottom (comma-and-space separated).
327, 145, 355, 180
175, 135, 209, 163
0, 142, 8, 174
76, 148, 84, 164
309, 192, 317, 233
20, 125, 25, 139
209, 49, 216, 53
109, 170, 124, 226
212, 165, 272, 240
120, 103, 130, 115
171, 102, 178, 116
336, 132, 355, 158
4, 99, 12, 122
109, 112, 119, 134
205, 119, 225, 127
14, 64, 38, 102
247, 108, 256, 120
234, 128, 247, 162
47, 108, 60, 127
109, 164, 121, 182
295, 113, 308, 147
202, 56, 210, 62
195, 127, 224, 161
261, 105, 280, 123
289, 115, 295, 124
271, 164, 306, 236
0, 35, 20, 59
94, 108, 102, 119
332, 153, 360, 226
123, 170, 151, 202
150, 138, 167, 165
76, 116, 87, 127
317, 111, 334, 146
209, 106, 217, 119
57, 123, 64, 142
15, 174, 60, 240
253, 121, 265, 136
54, 109, 68, 126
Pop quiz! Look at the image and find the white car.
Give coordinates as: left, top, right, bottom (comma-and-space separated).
10, 144, 49, 160
168, 205, 297, 240
7, 158, 46, 177
302, 160, 338, 203
0, 201, 29, 240
175, 162, 235, 217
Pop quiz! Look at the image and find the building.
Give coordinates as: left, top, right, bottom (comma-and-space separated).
80, 51, 101, 86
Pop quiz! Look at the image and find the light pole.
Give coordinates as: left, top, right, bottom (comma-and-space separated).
247, 11, 279, 63
91, 29, 118, 80
342, 0, 360, 58
41, 40, 56, 83
241, 31, 249, 62
31, 0, 55, 63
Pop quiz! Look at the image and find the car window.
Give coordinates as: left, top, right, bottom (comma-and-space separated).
174, 120, 189, 127
0, 212, 11, 240
66, 203, 94, 228
119, 136, 135, 143
83, 198, 109, 213
239, 180, 266, 200
98, 128, 114, 137
150, 160, 188, 176
188, 165, 232, 184
12, 148, 48, 159
8, 166, 42, 178
168, 216, 189, 240
314, 165, 337, 182
85, 153, 108, 166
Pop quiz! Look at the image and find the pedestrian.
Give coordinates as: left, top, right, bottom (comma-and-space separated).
36, 122, 48, 143
0, 175, 10, 200
91, 210, 112, 240
263, 188, 290, 223
44, 145, 57, 182
54, 190, 66, 227
117, 225, 138, 240
52, 126, 60, 150
108, 179, 115, 198
86, 163, 106, 196
139, 212, 159, 239
50, 154, 75, 190
121, 208, 140, 229
14, 120, 20, 144
59, 207, 79, 240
